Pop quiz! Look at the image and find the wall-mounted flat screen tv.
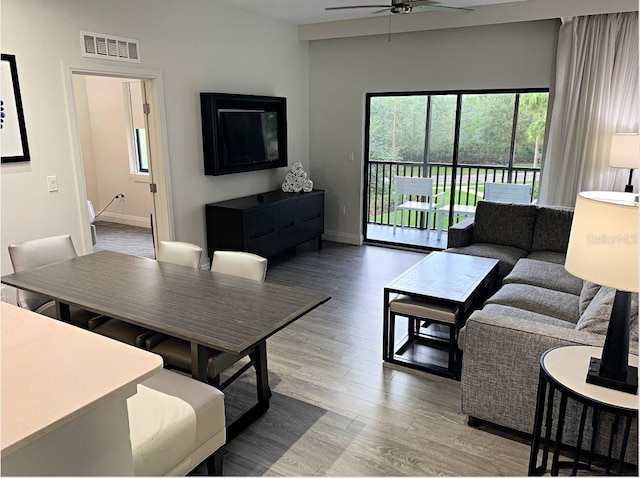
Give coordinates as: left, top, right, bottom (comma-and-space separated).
201, 93, 287, 176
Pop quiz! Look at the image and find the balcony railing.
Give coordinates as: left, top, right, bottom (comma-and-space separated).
366, 160, 541, 231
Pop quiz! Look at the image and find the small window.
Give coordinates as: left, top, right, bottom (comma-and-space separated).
134, 128, 149, 173
124, 81, 149, 176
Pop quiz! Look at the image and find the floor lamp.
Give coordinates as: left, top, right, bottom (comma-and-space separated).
565, 191, 639, 394
609, 133, 639, 193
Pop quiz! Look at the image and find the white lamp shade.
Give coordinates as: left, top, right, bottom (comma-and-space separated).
565, 191, 639, 292
609, 133, 639, 169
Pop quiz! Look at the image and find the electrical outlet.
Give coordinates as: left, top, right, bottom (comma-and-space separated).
340, 205, 346, 215
116, 193, 125, 200
348, 152, 355, 162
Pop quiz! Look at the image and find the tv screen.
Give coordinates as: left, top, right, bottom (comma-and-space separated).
201, 93, 287, 176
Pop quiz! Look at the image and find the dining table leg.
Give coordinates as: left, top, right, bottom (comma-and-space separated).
227, 341, 272, 441
190, 343, 209, 382
250, 341, 272, 404
56, 301, 71, 322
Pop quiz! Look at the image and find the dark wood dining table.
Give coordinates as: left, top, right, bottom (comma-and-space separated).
1, 250, 330, 440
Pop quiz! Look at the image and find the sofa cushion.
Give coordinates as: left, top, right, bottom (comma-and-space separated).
530, 206, 574, 253
480, 304, 576, 328
579, 281, 602, 316
445, 243, 528, 279
485, 283, 580, 324
526, 251, 567, 265
471, 201, 538, 251
504, 259, 583, 296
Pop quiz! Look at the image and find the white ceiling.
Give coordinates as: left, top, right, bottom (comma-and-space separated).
218, 0, 638, 41
219, 0, 530, 25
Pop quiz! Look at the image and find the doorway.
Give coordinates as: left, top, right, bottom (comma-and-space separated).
66, 66, 173, 257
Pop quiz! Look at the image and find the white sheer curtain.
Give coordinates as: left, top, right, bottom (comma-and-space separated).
538, 13, 639, 206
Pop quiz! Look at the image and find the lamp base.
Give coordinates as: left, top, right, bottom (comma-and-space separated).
587, 357, 638, 394
624, 184, 634, 193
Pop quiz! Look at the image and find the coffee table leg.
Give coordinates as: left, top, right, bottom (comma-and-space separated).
383, 289, 390, 360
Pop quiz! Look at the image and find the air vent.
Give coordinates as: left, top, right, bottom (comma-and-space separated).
81, 31, 140, 63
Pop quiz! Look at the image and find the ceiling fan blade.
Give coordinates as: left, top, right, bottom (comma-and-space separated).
325, 5, 391, 10
412, 4, 474, 12
405, 0, 439, 6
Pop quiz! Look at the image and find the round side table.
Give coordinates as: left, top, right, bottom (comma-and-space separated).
528, 345, 638, 476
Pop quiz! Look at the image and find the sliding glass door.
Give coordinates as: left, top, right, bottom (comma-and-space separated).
363, 88, 549, 247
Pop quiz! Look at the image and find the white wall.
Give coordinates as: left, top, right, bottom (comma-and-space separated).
79, 76, 154, 228
308, 20, 559, 244
1, 0, 309, 276
73, 75, 100, 208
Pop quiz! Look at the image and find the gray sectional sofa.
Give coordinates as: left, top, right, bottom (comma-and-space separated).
445, 200, 638, 464
446, 200, 574, 279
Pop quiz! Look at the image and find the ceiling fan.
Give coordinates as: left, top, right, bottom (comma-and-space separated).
325, 0, 473, 15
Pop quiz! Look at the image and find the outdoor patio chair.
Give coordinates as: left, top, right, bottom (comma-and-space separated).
392, 176, 446, 240
483, 182, 532, 204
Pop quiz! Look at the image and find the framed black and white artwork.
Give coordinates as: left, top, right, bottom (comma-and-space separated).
1, 54, 30, 163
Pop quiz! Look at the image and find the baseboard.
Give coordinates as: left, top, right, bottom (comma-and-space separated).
96, 212, 151, 229
323, 230, 363, 245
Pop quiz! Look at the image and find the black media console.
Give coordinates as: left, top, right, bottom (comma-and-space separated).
205, 189, 324, 260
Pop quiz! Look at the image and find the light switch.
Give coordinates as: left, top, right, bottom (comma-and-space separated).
47, 175, 59, 192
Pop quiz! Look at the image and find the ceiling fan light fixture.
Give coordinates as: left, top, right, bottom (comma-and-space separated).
325, 0, 473, 15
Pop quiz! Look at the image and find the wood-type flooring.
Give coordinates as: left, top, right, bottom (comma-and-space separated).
216, 241, 530, 476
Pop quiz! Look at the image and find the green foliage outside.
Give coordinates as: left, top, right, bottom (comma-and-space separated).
369, 92, 548, 166
366, 91, 547, 228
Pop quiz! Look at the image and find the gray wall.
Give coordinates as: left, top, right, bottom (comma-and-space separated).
308, 20, 559, 243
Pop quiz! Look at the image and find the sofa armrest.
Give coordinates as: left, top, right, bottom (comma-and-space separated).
447, 218, 474, 248
460, 312, 607, 432
460, 311, 638, 462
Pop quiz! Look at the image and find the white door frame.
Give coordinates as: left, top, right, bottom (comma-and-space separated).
62, 62, 174, 254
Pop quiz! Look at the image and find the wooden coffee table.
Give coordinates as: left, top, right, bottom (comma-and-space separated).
383, 251, 499, 379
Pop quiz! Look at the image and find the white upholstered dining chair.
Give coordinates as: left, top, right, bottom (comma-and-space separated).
8, 234, 99, 328
157, 240, 204, 269
146, 250, 268, 384
90, 241, 203, 346
210, 250, 268, 281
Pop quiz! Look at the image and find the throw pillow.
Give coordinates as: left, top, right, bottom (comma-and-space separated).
577, 287, 640, 345
579, 281, 601, 316
472, 201, 537, 251
576, 286, 615, 335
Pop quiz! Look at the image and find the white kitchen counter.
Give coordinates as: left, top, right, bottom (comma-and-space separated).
1, 302, 163, 475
